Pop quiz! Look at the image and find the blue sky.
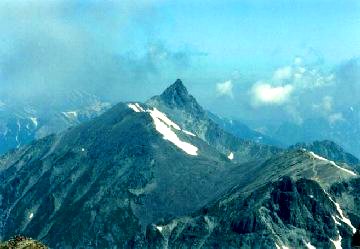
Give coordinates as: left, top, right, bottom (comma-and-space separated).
156, 1, 359, 65
0, 0, 359, 124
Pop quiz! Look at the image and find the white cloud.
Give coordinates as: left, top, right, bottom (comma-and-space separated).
250, 60, 335, 108
294, 57, 303, 65
328, 112, 345, 125
251, 82, 293, 105
322, 96, 333, 112
216, 80, 233, 97
313, 96, 333, 113
273, 66, 292, 81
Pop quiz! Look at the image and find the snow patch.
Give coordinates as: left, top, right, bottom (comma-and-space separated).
30, 117, 38, 127
62, 111, 78, 119
308, 151, 357, 176
156, 226, 163, 232
81, 148, 85, 152
228, 152, 234, 160
149, 110, 198, 156
29, 213, 34, 219
275, 243, 290, 249
304, 241, 316, 249
149, 108, 181, 130
330, 234, 342, 249
127, 103, 198, 156
332, 215, 341, 225
134, 103, 145, 112
183, 130, 196, 136
327, 195, 356, 233
127, 103, 142, 112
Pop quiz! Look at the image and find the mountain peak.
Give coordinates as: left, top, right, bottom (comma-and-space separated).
150, 79, 203, 114
160, 79, 189, 102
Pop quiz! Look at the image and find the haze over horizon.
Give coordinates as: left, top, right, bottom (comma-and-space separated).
0, 0, 359, 125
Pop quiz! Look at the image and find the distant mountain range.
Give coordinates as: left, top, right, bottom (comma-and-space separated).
0, 91, 111, 155
268, 109, 360, 158
207, 112, 284, 148
0, 80, 359, 248
289, 140, 360, 171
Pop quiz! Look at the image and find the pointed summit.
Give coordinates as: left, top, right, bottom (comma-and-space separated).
150, 79, 203, 114
160, 79, 189, 105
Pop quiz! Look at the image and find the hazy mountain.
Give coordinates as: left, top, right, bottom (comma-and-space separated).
270, 106, 360, 158
1, 80, 359, 248
289, 140, 360, 171
207, 112, 284, 148
0, 91, 111, 155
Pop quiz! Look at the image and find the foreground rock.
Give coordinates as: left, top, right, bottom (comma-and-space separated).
0, 235, 47, 249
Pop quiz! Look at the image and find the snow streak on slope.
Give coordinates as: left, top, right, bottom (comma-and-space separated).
275, 243, 290, 249
128, 103, 142, 112
149, 110, 198, 155
330, 234, 342, 249
304, 241, 316, 249
228, 152, 234, 160
183, 130, 196, 136
327, 195, 357, 233
149, 108, 181, 130
308, 151, 357, 176
128, 103, 198, 156
62, 111, 78, 119
30, 117, 38, 127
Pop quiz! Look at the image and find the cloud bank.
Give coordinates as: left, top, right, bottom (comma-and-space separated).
0, 0, 200, 102
246, 55, 360, 125
216, 80, 233, 98
252, 83, 293, 105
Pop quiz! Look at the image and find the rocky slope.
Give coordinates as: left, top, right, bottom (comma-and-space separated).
146, 149, 360, 248
290, 140, 360, 172
146, 80, 281, 164
1, 80, 360, 248
0, 98, 261, 248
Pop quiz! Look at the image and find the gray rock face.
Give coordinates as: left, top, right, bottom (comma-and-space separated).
146, 150, 360, 249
